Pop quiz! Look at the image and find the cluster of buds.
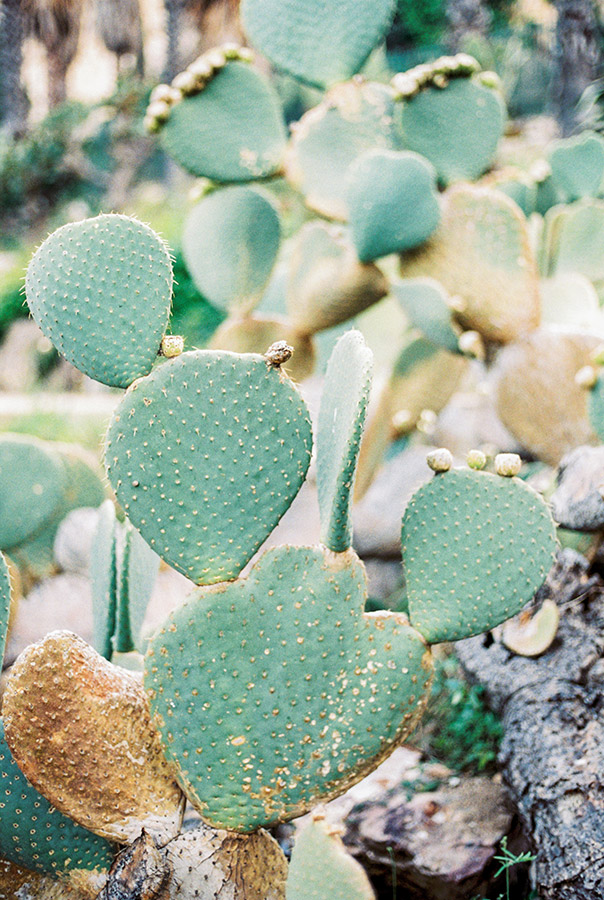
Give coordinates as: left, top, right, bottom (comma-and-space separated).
143, 44, 255, 134
391, 53, 483, 101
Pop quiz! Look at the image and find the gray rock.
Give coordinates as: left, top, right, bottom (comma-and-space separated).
551, 445, 604, 531
53, 506, 101, 575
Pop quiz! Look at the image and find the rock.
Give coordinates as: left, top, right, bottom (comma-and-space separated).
363, 558, 403, 602
4, 573, 93, 667
0, 320, 45, 392
54, 507, 101, 575
434, 386, 521, 458
352, 446, 435, 558
551, 445, 604, 531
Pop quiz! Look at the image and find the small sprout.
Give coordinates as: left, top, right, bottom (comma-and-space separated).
502, 599, 559, 657
149, 84, 180, 106
458, 330, 485, 360
454, 53, 480, 75
432, 73, 449, 89
412, 63, 433, 86
426, 448, 453, 473
575, 365, 598, 389
495, 453, 522, 477
264, 341, 294, 367
467, 449, 487, 470
188, 56, 214, 79
417, 408, 437, 435
591, 343, 604, 366
222, 42, 243, 59
477, 70, 502, 90
146, 100, 171, 123
432, 55, 457, 75
160, 336, 184, 359
391, 409, 414, 437
237, 46, 255, 63
391, 72, 420, 100
144, 114, 161, 134
204, 47, 228, 70
171, 70, 200, 96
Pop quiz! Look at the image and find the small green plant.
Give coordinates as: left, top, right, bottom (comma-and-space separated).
472, 836, 537, 900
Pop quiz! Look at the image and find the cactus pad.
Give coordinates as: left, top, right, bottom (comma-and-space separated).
347, 149, 440, 262
548, 131, 604, 202
287, 222, 388, 335
90, 500, 118, 659
2, 631, 185, 844
286, 816, 376, 900
0, 554, 11, 665
115, 522, 161, 654
0, 720, 115, 876
161, 62, 287, 181
241, 0, 396, 88
588, 370, 604, 442
397, 77, 505, 185
317, 331, 373, 551
540, 199, 604, 283
182, 187, 281, 313
145, 545, 433, 831
401, 186, 540, 343
105, 350, 313, 584
285, 81, 401, 220
25, 214, 173, 388
393, 278, 461, 353
401, 467, 558, 643
0, 436, 66, 550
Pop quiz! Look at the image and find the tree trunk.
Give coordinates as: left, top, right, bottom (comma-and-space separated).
0, 0, 29, 137
445, 0, 491, 52
553, 0, 602, 135
455, 549, 604, 899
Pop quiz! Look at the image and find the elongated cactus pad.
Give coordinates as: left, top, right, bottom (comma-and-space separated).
393, 278, 461, 353
25, 215, 173, 388
286, 816, 376, 900
145, 545, 433, 832
317, 331, 373, 551
347, 149, 440, 262
401, 466, 557, 643
162, 62, 287, 181
209, 315, 316, 383
183, 187, 281, 313
540, 199, 604, 283
588, 371, 604, 442
90, 500, 118, 659
3, 631, 185, 844
401, 186, 540, 343
0, 436, 66, 550
548, 131, 604, 202
0, 554, 11, 665
285, 81, 401, 220
397, 76, 505, 185
0, 720, 115, 876
241, 0, 396, 88
115, 522, 161, 654
105, 350, 313, 585
287, 222, 388, 335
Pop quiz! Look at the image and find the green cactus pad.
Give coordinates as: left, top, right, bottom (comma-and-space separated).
182, 187, 281, 313
25, 214, 173, 388
114, 522, 161, 654
588, 372, 604, 442
0, 720, 115, 876
241, 0, 395, 88
393, 278, 461, 353
548, 131, 604, 202
162, 62, 287, 181
397, 77, 505, 185
286, 222, 388, 335
540, 199, 604, 283
91, 500, 118, 659
0, 436, 66, 550
105, 350, 313, 585
401, 467, 558, 643
208, 314, 317, 383
285, 81, 401, 220
485, 168, 538, 218
0, 554, 10, 665
317, 331, 373, 552
145, 544, 432, 831
401, 185, 540, 343
347, 149, 440, 262
286, 816, 376, 900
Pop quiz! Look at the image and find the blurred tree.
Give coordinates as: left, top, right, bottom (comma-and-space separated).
22, 0, 84, 107
162, 0, 240, 80
0, 0, 29, 138
94, 0, 145, 76
552, 0, 603, 134
446, 0, 491, 50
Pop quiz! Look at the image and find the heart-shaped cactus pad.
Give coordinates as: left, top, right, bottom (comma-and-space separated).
105, 350, 313, 585
145, 544, 433, 831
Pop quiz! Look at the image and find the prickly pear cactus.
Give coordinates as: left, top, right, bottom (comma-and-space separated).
3, 631, 185, 844
182, 186, 281, 313
25, 215, 173, 388
145, 544, 433, 831
401, 464, 558, 643
316, 331, 373, 551
105, 350, 313, 584
90, 500, 118, 660
547, 131, 604, 202
114, 521, 161, 654
0, 720, 115, 877
241, 0, 396, 88
346, 149, 441, 262
154, 53, 287, 181
393, 278, 462, 353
